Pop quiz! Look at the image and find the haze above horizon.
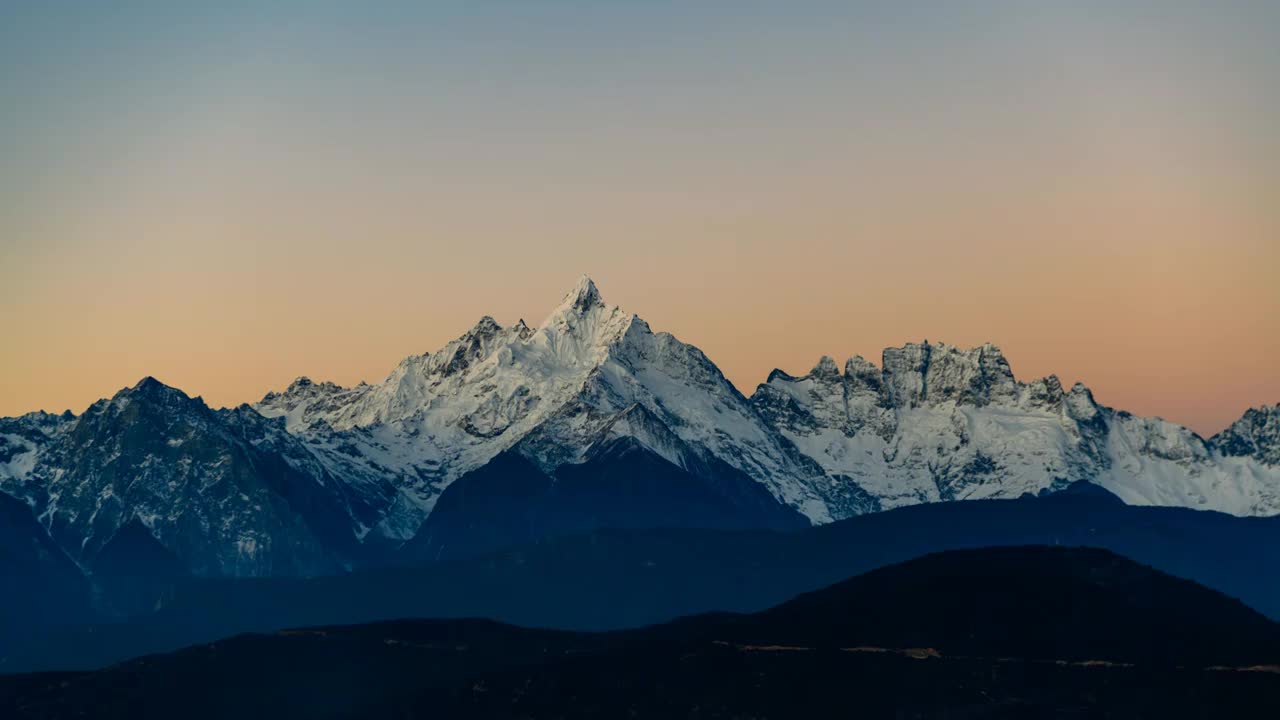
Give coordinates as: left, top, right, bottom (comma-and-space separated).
2, 2, 1277, 435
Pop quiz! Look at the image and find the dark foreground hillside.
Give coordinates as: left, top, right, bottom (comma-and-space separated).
8, 484, 1280, 673
4, 547, 1279, 719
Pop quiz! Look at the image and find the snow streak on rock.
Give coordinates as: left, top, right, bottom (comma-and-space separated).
3, 276, 1277, 577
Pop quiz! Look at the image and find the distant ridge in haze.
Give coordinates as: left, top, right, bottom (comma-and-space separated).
8, 486, 1280, 673
4, 547, 1278, 719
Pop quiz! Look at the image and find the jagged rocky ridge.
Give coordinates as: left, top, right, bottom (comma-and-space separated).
754, 345, 1280, 515
254, 275, 860, 530
0, 380, 403, 579
1, 276, 1277, 578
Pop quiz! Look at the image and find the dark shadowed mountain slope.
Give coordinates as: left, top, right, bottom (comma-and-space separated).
4, 547, 1279, 720
7, 486, 1280, 673
4, 278, 1278, 585
732, 546, 1280, 667
400, 451, 555, 563
0, 492, 90, 635
88, 519, 189, 617
3, 279, 1279, 593
1, 378, 405, 579
250, 278, 1280, 525
403, 441, 806, 563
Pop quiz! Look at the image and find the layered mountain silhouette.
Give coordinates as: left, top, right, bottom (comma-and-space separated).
0, 492, 90, 637
404, 441, 806, 563
4, 547, 1278, 719
0, 380, 397, 578
1, 277, 1277, 581
7, 485, 1280, 673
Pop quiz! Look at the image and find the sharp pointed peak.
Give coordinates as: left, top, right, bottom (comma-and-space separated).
844, 355, 879, 372
133, 375, 166, 391
1065, 381, 1100, 407
1032, 373, 1064, 391
466, 315, 502, 335
559, 274, 604, 312
809, 355, 841, 378
283, 376, 343, 394
512, 317, 534, 340
538, 274, 623, 333
568, 272, 598, 293
112, 376, 200, 410
433, 315, 506, 351
287, 376, 315, 390
123, 376, 189, 400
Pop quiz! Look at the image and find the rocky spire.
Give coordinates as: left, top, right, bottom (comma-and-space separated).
115, 376, 196, 409
559, 275, 603, 314
809, 356, 841, 381
1213, 403, 1280, 465
434, 316, 507, 377
843, 356, 882, 394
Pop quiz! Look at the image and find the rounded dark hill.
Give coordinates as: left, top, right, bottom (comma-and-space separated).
7, 546, 1280, 719
726, 545, 1280, 668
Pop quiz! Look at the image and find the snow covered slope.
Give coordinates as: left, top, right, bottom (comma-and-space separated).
257, 278, 1278, 525
2, 277, 1277, 579
0, 411, 73, 486
0, 379, 405, 577
256, 277, 853, 524
751, 343, 1280, 516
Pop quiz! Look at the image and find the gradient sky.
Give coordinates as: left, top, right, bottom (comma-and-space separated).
2, 1, 1277, 436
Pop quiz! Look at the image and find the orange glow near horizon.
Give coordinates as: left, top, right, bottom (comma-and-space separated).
1, 3, 1277, 436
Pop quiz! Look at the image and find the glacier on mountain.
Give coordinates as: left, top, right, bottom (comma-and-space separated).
2, 276, 1277, 578
752, 342, 1280, 516
256, 276, 845, 526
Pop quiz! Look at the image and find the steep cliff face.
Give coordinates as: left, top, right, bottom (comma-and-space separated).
0, 410, 73, 487
1213, 404, 1280, 467
3, 278, 1277, 579
257, 279, 1278, 528
1, 379, 402, 578
751, 342, 1279, 516
256, 276, 846, 524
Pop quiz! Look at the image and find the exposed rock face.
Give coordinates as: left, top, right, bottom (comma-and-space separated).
255, 275, 852, 524
751, 342, 1279, 515
256, 279, 1278, 526
2, 277, 1277, 578
1213, 404, 1280, 466
0, 410, 73, 486
1, 379, 403, 578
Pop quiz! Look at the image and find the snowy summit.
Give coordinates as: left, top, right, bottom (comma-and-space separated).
1, 276, 1277, 577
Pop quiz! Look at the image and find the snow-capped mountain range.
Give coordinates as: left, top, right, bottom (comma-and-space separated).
2, 276, 1277, 578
